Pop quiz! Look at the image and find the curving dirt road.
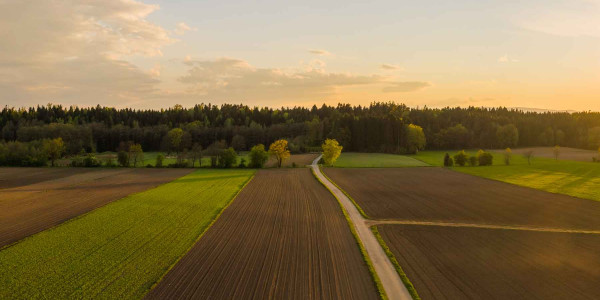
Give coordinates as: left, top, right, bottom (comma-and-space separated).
310, 156, 412, 300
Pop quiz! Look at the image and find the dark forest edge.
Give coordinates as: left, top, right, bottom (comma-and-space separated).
1, 102, 600, 167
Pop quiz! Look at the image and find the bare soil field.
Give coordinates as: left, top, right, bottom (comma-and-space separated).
506, 147, 599, 162
0, 168, 191, 248
378, 224, 600, 299
147, 168, 378, 300
0, 167, 96, 189
265, 153, 319, 168
324, 167, 600, 230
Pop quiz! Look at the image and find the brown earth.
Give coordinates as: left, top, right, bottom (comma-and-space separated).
146, 168, 378, 300
0, 168, 96, 189
0, 168, 191, 248
378, 224, 600, 299
323, 167, 600, 230
505, 147, 599, 162
265, 153, 319, 168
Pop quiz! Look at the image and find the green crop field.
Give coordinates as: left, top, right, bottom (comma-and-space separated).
333, 152, 430, 168
0, 169, 255, 299
411, 150, 600, 202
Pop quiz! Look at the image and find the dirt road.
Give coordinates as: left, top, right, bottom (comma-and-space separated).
310, 156, 412, 300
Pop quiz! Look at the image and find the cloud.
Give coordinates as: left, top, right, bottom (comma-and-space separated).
0, 0, 174, 107
174, 22, 195, 35
382, 82, 431, 93
381, 64, 402, 70
498, 55, 519, 63
308, 49, 331, 56
178, 57, 391, 102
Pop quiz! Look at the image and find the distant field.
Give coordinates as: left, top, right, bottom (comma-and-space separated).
324, 167, 600, 229
0, 168, 191, 248
0, 169, 254, 299
377, 225, 600, 299
411, 150, 600, 202
333, 152, 429, 168
264, 152, 319, 168
0, 167, 93, 189
56, 151, 250, 167
507, 147, 599, 162
147, 169, 378, 299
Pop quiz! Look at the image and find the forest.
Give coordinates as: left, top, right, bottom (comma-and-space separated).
1, 102, 600, 166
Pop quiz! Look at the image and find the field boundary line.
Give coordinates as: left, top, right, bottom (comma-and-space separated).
311, 166, 388, 300
143, 170, 257, 294
367, 220, 600, 234
0, 169, 194, 251
311, 156, 414, 300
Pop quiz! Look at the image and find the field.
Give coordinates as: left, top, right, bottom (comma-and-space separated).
55, 151, 251, 167
333, 152, 429, 168
507, 146, 600, 162
0, 169, 254, 299
0, 167, 94, 189
411, 150, 600, 202
265, 152, 320, 168
323, 167, 600, 229
147, 168, 378, 299
377, 225, 600, 299
0, 168, 192, 248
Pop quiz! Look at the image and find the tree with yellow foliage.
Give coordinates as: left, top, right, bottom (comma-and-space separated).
321, 138, 343, 166
268, 139, 290, 168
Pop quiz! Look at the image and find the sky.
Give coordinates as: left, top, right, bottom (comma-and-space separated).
1, 0, 599, 111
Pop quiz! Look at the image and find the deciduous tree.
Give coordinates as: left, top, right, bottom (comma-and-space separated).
405, 124, 426, 154
321, 139, 343, 166
43, 137, 65, 167
269, 139, 290, 168
249, 144, 269, 168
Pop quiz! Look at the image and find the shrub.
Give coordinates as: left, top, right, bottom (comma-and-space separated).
146, 164, 154, 168
477, 150, 493, 166
218, 147, 237, 168
238, 158, 247, 168
117, 151, 129, 167
468, 156, 478, 166
248, 144, 269, 168
155, 154, 164, 168
443, 153, 452, 167
453, 150, 468, 166
72, 153, 101, 167
504, 148, 512, 165
291, 162, 298, 168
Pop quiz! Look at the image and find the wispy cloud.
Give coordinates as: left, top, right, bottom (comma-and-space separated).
382, 81, 431, 93
380, 64, 402, 70
308, 49, 331, 56
498, 55, 519, 63
174, 22, 195, 36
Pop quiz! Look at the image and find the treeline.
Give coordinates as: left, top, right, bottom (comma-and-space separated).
2, 103, 600, 158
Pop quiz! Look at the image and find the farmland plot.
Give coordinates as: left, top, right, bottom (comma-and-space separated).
377, 224, 600, 299
0, 169, 253, 299
147, 168, 378, 300
265, 153, 319, 167
0, 168, 191, 247
324, 167, 600, 230
0, 167, 94, 189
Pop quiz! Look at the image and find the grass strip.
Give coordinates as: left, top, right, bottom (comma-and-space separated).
0, 169, 255, 299
319, 165, 371, 219
311, 167, 388, 300
371, 226, 421, 300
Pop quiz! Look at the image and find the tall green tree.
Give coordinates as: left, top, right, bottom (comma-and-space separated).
321, 139, 343, 166
43, 137, 65, 167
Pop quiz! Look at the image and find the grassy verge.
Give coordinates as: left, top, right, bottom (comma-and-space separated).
311, 167, 388, 300
334, 152, 430, 168
371, 226, 421, 300
320, 165, 371, 219
0, 169, 255, 299
411, 150, 600, 202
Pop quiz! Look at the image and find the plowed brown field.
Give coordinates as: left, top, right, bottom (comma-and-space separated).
378, 224, 600, 299
0, 167, 95, 189
265, 153, 319, 168
0, 168, 191, 247
506, 147, 599, 162
324, 167, 600, 230
146, 168, 378, 300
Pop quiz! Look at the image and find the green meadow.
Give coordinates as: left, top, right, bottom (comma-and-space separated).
333, 152, 429, 168
0, 169, 255, 299
411, 150, 600, 202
